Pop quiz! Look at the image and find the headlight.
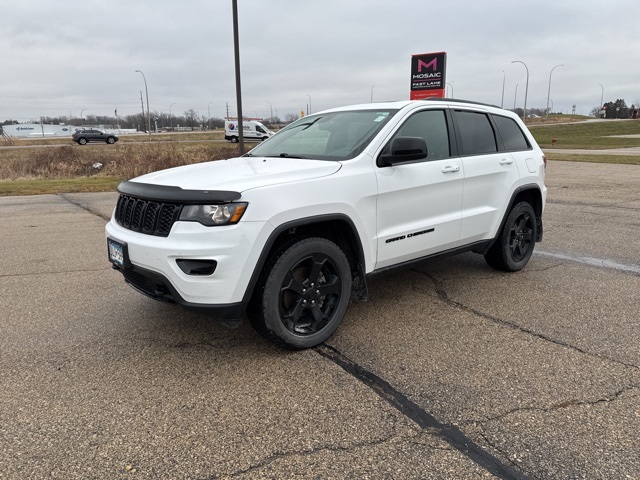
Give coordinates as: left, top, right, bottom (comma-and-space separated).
179, 203, 248, 226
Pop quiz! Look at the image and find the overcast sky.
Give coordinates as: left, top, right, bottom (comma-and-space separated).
2, 0, 639, 122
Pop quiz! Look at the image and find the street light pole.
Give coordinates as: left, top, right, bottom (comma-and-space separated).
370, 86, 375, 103
511, 60, 529, 121
265, 101, 273, 120
598, 84, 604, 115
446, 82, 454, 98
546, 64, 564, 119
169, 103, 176, 131
208, 102, 212, 131
501, 71, 505, 108
135, 69, 151, 136
513, 84, 519, 111
306, 94, 311, 115
80, 108, 88, 127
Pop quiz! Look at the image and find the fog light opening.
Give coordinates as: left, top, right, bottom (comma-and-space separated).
176, 259, 217, 276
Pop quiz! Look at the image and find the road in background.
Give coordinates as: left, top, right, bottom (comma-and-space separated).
0, 161, 638, 479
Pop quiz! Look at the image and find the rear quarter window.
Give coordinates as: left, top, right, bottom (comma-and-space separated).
493, 115, 531, 151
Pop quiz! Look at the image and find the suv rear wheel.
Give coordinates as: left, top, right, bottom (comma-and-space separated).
484, 201, 537, 272
251, 237, 352, 349
77, 138, 87, 145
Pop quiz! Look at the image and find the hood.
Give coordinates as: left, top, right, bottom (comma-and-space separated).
131, 156, 341, 193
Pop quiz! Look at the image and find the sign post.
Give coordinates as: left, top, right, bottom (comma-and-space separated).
410, 51, 447, 100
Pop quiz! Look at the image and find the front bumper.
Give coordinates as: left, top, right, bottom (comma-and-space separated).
105, 217, 271, 311
113, 262, 247, 321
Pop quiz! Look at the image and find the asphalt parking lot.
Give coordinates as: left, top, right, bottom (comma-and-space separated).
1, 160, 638, 479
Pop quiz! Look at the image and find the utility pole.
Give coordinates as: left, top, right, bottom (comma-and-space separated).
139, 91, 146, 132
135, 69, 151, 136
232, 0, 244, 154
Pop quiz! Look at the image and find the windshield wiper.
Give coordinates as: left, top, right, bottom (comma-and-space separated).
263, 153, 309, 159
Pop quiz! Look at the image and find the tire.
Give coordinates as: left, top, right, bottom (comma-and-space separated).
484, 201, 537, 272
230, 136, 239, 143
250, 237, 352, 349
78, 138, 87, 145
106, 137, 116, 144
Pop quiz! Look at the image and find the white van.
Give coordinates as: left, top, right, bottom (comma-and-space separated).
224, 120, 274, 143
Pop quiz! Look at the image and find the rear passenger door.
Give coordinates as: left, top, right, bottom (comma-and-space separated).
375, 108, 463, 268
451, 109, 521, 244
492, 114, 539, 180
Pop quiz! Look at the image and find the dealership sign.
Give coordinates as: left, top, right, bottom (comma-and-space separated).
410, 51, 447, 100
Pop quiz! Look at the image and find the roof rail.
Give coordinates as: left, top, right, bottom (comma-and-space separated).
422, 97, 501, 109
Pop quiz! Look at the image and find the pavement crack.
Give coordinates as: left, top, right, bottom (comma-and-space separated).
223, 433, 398, 478
315, 343, 532, 480
57, 193, 111, 221
468, 383, 640, 426
525, 262, 564, 272
414, 269, 640, 371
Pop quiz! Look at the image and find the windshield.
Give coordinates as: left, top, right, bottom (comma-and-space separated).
247, 109, 399, 160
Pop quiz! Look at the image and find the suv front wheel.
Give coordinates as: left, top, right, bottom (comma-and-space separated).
484, 201, 537, 272
251, 237, 352, 349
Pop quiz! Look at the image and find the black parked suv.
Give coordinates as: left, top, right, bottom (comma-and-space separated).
72, 129, 119, 145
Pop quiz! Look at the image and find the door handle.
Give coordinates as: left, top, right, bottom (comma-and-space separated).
441, 165, 460, 173
499, 158, 514, 165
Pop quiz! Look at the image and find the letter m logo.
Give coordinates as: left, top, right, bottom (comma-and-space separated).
418, 58, 437, 72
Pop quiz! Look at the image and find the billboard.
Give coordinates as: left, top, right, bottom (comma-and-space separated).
410, 51, 447, 100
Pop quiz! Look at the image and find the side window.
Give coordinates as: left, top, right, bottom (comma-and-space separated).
382, 109, 450, 161
454, 110, 497, 155
493, 115, 531, 151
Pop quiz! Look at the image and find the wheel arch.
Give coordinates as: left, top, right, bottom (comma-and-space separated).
243, 214, 368, 305
493, 184, 544, 248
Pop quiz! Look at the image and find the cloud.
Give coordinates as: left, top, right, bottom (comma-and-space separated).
1, 0, 639, 121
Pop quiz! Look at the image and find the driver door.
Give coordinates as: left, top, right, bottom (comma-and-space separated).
375, 109, 463, 268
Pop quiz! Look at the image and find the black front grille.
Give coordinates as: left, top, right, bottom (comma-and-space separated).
115, 194, 182, 237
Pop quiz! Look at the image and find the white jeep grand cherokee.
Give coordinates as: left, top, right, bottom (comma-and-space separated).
106, 99, 547, 348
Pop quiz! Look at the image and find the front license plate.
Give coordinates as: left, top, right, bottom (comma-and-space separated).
107, 238, 126, 268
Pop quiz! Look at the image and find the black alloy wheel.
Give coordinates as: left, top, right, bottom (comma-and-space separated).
484, 201, 537, 272
251, 238, 351, 349
508, 209, 534, 263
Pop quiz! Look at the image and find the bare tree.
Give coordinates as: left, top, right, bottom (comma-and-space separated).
184, 109, 199, 130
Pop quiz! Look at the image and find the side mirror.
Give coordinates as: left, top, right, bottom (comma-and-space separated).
379, 136, 428, 166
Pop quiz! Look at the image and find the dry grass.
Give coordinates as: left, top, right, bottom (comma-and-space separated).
0, 142, 240, 181
0, 177, 122, 196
